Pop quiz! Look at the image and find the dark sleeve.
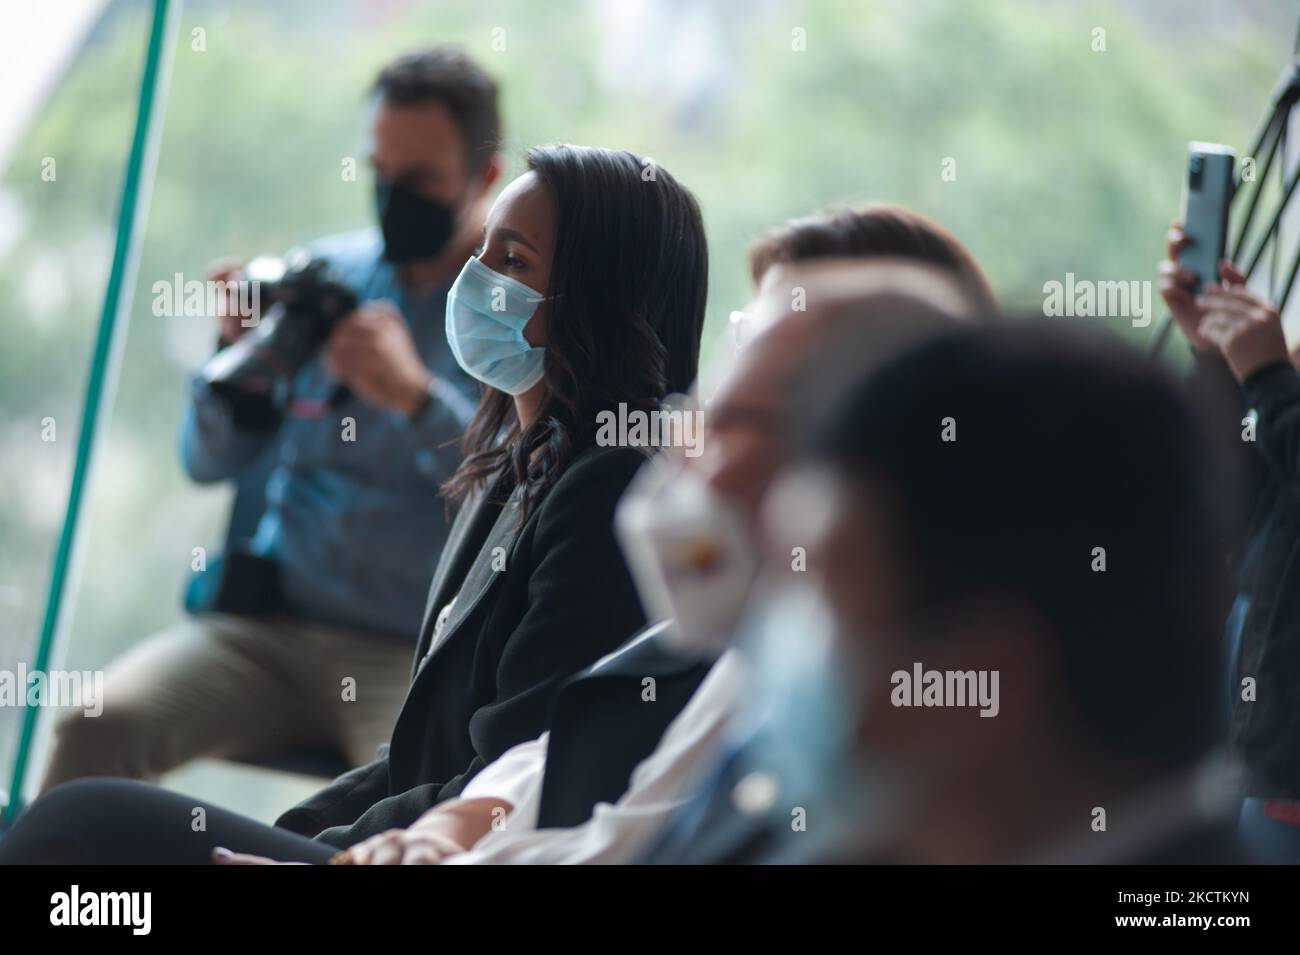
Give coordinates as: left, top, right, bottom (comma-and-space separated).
1186, 348, 1244, 416
311, 783, 445, 846
1242, 362, 1300, 485
273, 756, 391, 837
308, 448, 651, 844
1184, 350, 1263, 550
459, 446, 650, 776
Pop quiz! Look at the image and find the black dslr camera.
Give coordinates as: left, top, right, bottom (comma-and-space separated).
200, 251, 358, 430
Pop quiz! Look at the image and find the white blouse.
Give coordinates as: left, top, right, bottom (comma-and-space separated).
449, 649, 744, 864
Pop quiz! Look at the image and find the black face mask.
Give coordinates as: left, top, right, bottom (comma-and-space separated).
375, 180, 456, 263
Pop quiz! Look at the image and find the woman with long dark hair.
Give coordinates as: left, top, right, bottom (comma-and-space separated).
443, 145, 705, 518
0, 145, 709, 863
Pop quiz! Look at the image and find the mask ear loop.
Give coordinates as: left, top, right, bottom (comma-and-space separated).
471, 255, 561, 306
654, 392, 702, 465
729, 309, 751, 353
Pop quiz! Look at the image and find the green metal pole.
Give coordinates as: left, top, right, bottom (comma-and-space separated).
1, 0, 181, 829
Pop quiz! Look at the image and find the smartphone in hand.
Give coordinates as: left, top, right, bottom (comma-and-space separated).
1178, 142, 1236, 293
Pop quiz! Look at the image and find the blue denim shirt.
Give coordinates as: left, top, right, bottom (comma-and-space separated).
180, 229, 479, 639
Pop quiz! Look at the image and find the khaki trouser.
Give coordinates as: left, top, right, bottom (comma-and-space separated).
39, 613, 412, 793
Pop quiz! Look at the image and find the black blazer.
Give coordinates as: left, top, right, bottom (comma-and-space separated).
535, 621, 715, 829
276, 444, 650, 846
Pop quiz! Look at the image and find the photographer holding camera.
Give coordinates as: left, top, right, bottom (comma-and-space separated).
39, 47, 501, 790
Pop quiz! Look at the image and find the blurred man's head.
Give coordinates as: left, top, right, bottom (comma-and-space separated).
747, 203, 998, 314
782, 323, 1229, 861
702, 200, 1001, 512
619, 260, 977, 655
702, 259, 977, 520
368, 46, 502, 264
620, 202, 1001, 657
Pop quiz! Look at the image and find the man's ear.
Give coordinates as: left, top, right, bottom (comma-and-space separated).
475, 153, 504, 198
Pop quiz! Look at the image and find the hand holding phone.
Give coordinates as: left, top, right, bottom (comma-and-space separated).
1177, 142, 1236, 294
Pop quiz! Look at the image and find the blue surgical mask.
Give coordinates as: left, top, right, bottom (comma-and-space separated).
733, 581, 902, 855
445, 256, 548, 395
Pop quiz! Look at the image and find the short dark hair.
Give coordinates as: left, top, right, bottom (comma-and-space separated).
371, 46, 502, 177
748, 204, 998, 315
809, 322, 1230, 771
